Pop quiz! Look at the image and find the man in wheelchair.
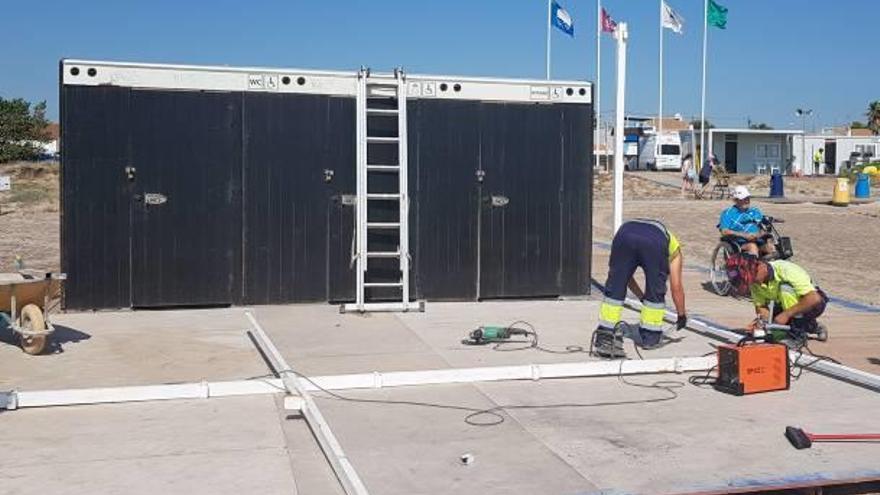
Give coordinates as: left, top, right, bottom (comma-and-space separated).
718, 186, 775, 258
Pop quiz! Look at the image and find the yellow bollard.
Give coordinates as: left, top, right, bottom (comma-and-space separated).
831, 177, 850, 206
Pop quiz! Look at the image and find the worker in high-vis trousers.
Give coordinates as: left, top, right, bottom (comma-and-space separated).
593, 219, 688, 358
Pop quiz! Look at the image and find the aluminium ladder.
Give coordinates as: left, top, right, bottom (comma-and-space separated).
343, 68, 423, 313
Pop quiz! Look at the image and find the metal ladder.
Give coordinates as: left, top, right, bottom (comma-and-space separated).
343, 68, 423, 313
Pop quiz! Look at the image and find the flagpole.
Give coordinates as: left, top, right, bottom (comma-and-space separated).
613, 22, 628, 233
546, 0, 552, 79
700, 0, 708, 166
658, 0, 664, 141
596, 0, 602, 163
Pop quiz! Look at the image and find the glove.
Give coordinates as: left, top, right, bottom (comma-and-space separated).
676, 314, 688, 330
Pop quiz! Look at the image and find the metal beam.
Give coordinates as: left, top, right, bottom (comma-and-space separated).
5, 356, 715, 411
245, 312, 371, 495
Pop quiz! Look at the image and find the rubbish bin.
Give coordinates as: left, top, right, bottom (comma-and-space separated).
769, 172, 784, 198
855, 173, 871, 198
831, 177, 850, 206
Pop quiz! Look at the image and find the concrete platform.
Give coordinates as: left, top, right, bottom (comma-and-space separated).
0, 307, 267, 390
1, 300, 879, 494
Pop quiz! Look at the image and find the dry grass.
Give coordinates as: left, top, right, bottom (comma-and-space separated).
0, 161, 59, 213
0, 161, 60, 271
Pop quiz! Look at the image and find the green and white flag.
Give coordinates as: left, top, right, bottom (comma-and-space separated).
708, 0, 728, 29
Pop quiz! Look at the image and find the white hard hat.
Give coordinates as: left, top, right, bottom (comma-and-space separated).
732, 186, 751, 200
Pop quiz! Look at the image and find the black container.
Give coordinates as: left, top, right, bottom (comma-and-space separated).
60, 60, 593, 309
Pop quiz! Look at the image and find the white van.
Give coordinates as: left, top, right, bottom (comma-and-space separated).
638, 132, 683, 171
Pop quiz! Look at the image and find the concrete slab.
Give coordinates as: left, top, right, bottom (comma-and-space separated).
0, 307, 266, 390
2, 298, 878, 495
398, 300, 718, 368
308, 370, 880, 495
312, 384, 598, 495
0, 395, 298, 495
252, 300, 720, 382
474, 372, 880, 494
250, 304, 450, 375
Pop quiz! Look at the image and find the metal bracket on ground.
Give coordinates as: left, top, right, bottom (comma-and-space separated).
1, 391, 18, 410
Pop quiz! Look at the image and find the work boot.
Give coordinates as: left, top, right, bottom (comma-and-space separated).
591, 327, 625, 359
637, 328, 664, 349
618, 322, 663, 350
794, 318, 828, 342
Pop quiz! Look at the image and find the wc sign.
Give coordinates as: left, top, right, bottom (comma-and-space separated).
248, 74, 279, 91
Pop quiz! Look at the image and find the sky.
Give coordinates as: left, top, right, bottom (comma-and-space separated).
1, 0, 877, 130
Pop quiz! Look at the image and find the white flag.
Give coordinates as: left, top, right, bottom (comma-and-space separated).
661, 1, 684, 34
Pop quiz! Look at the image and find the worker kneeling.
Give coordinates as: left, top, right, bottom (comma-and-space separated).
593, 219, 687, 358
726, 254, 829, 343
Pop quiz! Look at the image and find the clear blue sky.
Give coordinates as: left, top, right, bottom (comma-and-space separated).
1, 0, 876, 130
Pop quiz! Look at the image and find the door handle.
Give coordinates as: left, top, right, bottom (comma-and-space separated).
490, 195, 509, 207
143, 193, 168, 206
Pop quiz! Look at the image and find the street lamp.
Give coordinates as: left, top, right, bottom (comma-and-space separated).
796, 108, 813, 174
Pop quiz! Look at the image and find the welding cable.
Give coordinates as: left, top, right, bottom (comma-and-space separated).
489, 320, 588, 354
789, 340, 841, 381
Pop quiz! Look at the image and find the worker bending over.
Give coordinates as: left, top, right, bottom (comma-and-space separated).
726, 254, 829, 342
594, 219, 688, 358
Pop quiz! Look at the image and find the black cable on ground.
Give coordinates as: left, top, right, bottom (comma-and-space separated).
789, 338, 841, 381
488, 320, 588, 354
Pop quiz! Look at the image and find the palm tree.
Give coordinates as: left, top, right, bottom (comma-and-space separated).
867, 101, 880, 135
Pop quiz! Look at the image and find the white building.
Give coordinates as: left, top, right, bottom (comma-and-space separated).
704, 128, 804, 175
791, 134, 879, 175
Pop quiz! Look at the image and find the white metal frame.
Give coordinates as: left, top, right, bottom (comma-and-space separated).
61, 59, 591, 104
3, 356, 717, 410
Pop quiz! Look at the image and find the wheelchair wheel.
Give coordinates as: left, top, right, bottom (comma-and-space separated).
710, 241, 737, 296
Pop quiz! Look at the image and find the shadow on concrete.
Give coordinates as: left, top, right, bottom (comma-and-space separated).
0, 323, 91, 354
868, 357, 880, 367
701, 281, 723, 295
45, 325, 91, 354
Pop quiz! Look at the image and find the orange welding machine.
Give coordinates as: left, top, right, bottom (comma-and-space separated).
714, 340, 790, 395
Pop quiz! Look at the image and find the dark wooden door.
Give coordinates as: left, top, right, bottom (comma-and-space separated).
130, 90, 242, 307
478, 104, 563, 299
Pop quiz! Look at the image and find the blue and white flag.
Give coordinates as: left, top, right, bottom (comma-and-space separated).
551, 1, 574, 37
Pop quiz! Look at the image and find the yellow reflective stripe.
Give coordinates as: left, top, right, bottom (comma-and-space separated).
600, 302, 624, 327
668, 232, 681, 260
640, 305, 666, 330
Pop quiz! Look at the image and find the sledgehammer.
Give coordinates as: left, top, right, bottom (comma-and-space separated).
785, 426, 880, 449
